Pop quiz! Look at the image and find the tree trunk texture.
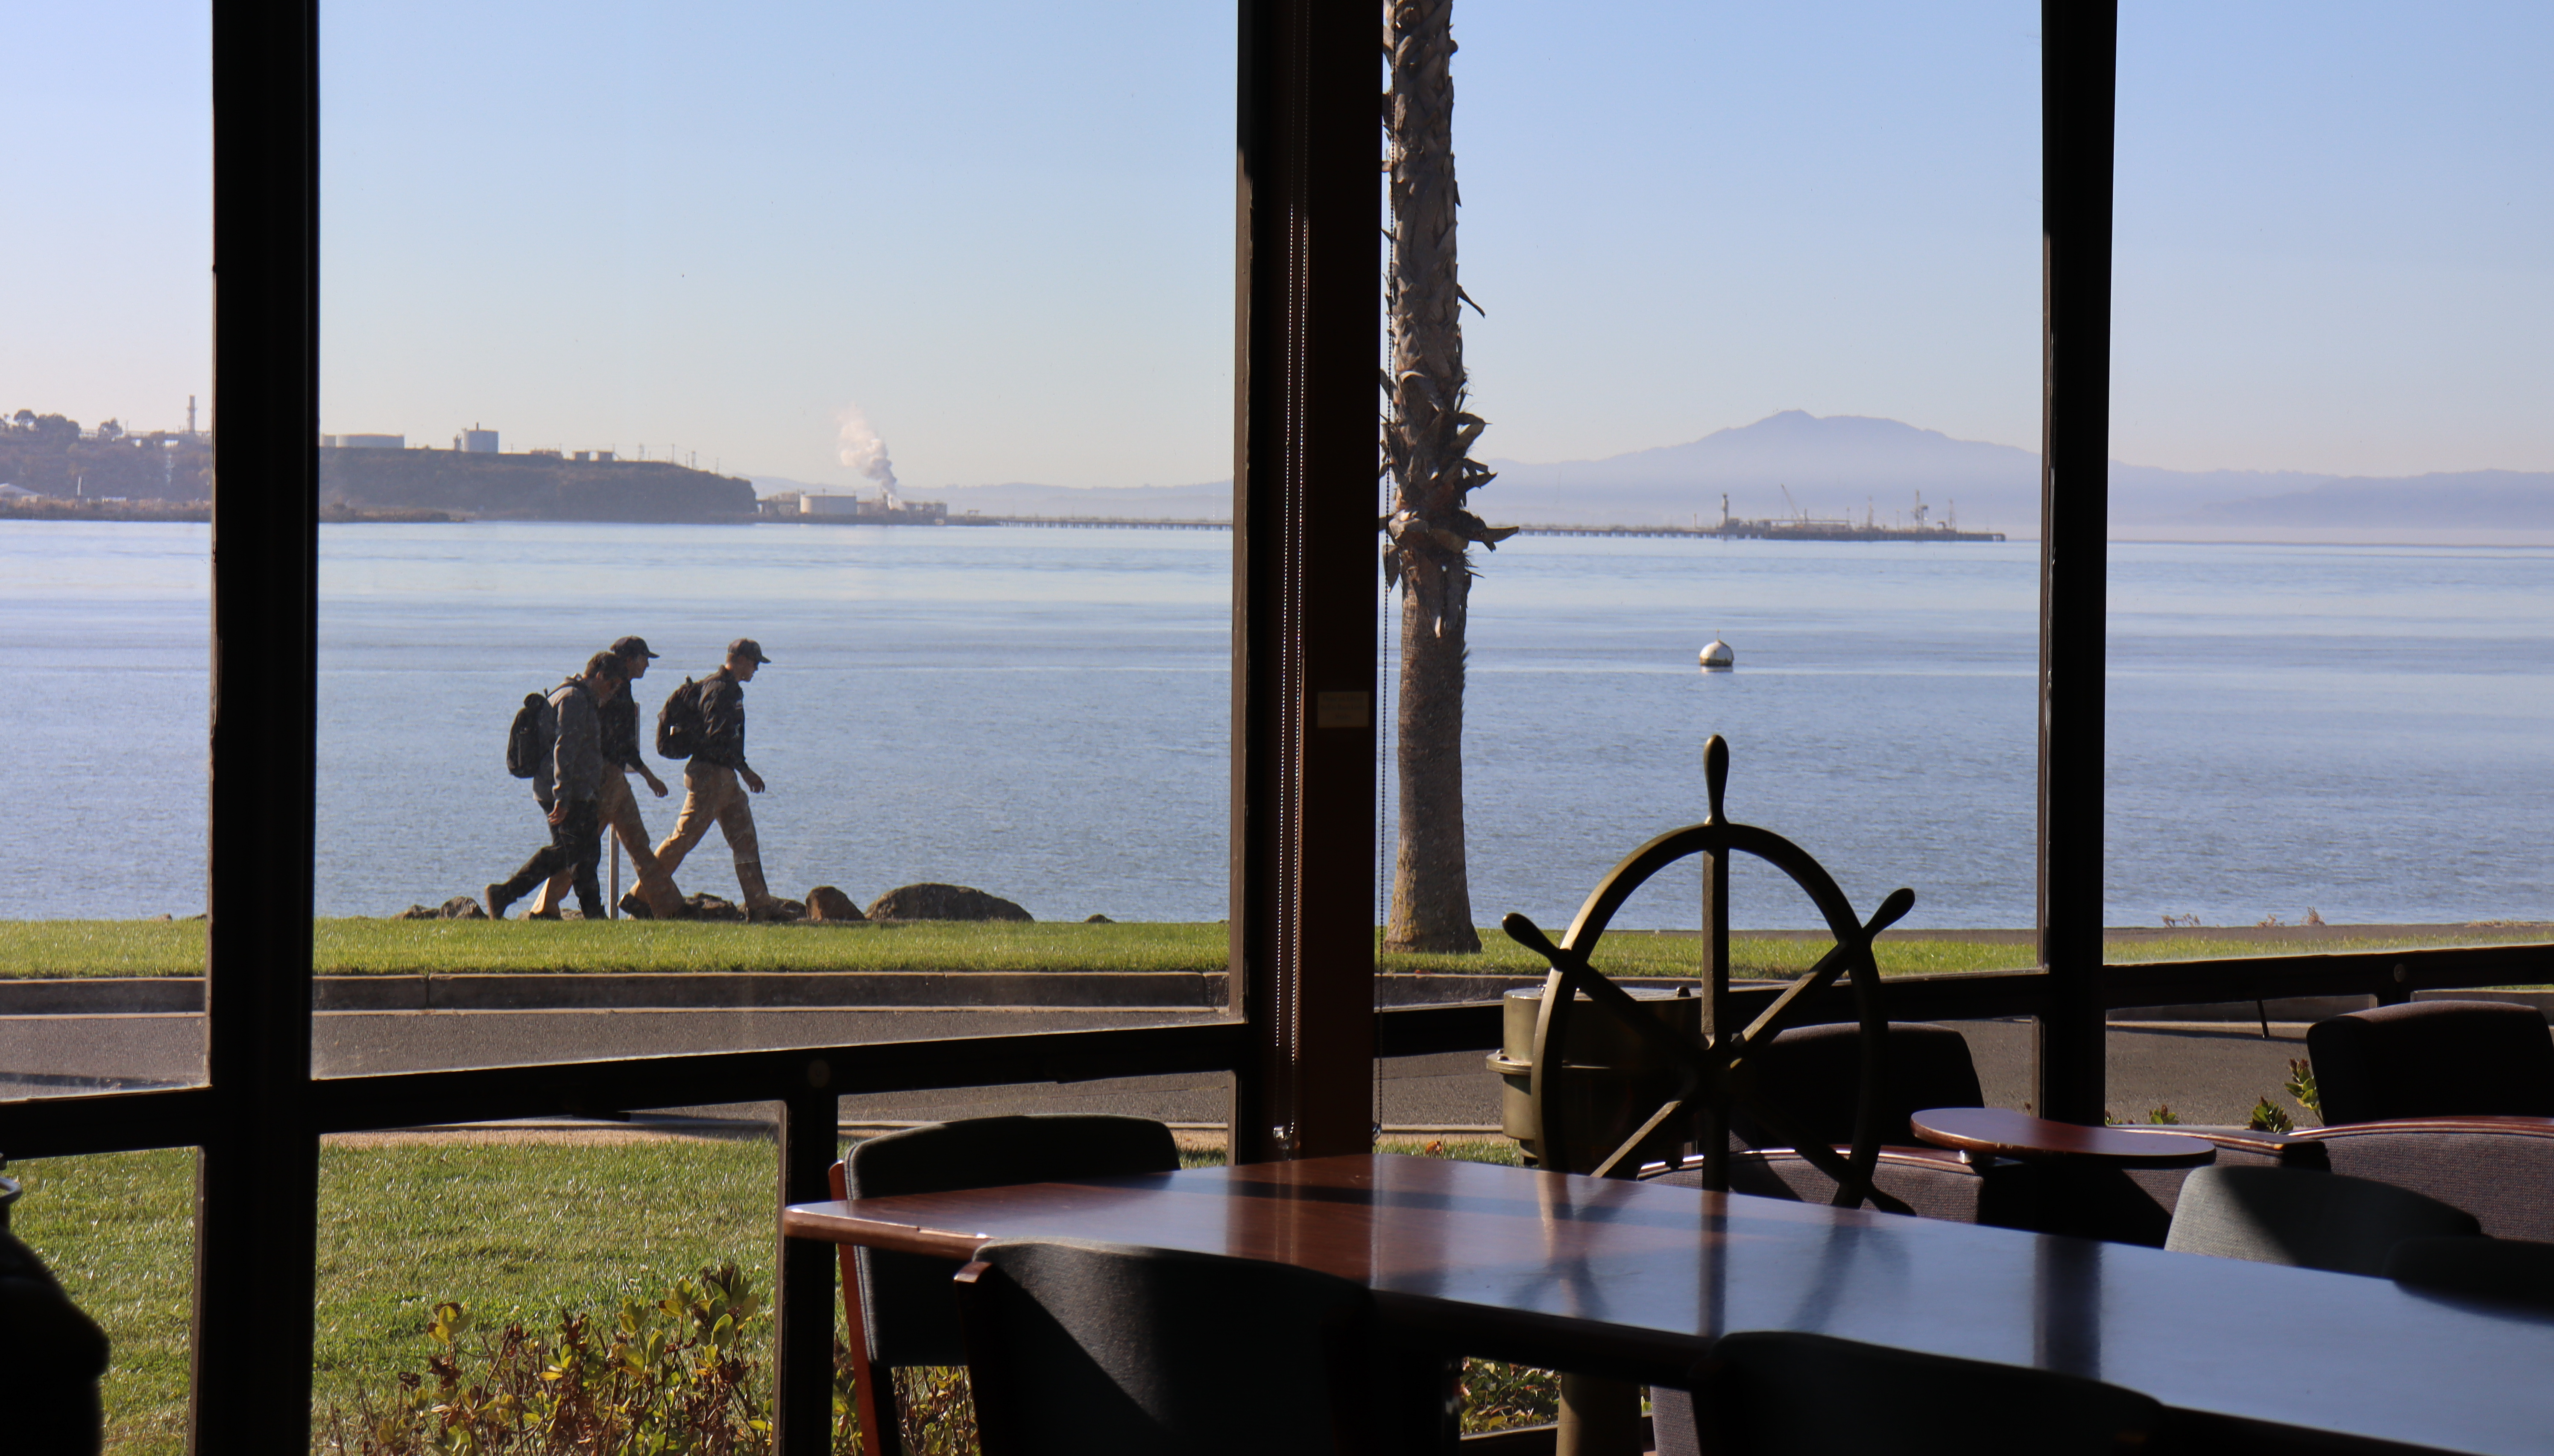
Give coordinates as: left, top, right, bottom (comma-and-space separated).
1384, 0, 1512, 954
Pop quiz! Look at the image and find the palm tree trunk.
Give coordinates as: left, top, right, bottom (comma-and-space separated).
1390, 551, 1476, 951
1384, 0, 1510, 953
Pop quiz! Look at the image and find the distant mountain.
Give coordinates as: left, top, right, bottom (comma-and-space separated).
755, 413, 2554, 540
1482, 411, 2038, 532
1478, 411, 2554, 540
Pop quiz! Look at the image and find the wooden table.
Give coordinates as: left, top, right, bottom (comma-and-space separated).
1910, 1106, 2220, 1168
785, 1153, 2554, 1455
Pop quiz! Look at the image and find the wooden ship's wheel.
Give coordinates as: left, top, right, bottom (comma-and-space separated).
1507, 735, 1916, 1210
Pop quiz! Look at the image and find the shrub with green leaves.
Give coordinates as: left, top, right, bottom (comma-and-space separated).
2283, 1058, 2321, 1117
1460, 1359, 1561, 1432
322, 1263, 771, 1455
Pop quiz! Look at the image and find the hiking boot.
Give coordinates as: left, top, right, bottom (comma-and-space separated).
618, 892, 653, 921
527, 907, 562, 921
483, 883, 512, 921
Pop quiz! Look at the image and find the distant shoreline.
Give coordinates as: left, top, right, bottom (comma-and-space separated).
14, 507, 2554, 549
1, 499, 208, 523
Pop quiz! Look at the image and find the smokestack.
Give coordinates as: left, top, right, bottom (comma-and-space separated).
835, 404, 899, 510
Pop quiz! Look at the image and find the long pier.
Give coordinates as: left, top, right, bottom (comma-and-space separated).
961, 515, 1231, 530
929, 515, 2006, 541
1515, 520, 2007, 542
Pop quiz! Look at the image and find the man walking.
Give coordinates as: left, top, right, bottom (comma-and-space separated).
653, 637, 783, 919
486, 651, 627, 921
530, 635, 685, 919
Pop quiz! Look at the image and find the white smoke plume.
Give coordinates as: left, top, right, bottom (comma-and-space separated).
834, 405, 899, 495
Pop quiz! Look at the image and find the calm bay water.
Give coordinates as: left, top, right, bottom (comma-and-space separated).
4, 519, 2550, 930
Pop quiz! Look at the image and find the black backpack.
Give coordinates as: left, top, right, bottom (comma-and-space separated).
504, 691, 551, 778
656, 677, 706, 759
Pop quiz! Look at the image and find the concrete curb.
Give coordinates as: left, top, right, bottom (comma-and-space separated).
2112, 995, 2375, 1024
0, 971, 1654, 1016
0, 971, 1232, 1015
7, 974, 2548, 1021
2108, 991, 2554, 1023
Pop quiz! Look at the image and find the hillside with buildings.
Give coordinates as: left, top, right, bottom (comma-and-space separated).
321, 435, 755, 522
0, 410, 210, 501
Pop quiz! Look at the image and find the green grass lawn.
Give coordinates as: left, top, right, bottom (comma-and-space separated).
15, 1137, 783, 1454
11, 1134, 1525, 1453
2, 916, 2545, 980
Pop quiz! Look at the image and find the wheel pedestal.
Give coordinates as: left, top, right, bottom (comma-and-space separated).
1556, 1373, 1643, 1456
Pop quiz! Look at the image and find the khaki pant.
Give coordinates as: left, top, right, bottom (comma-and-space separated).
533, 768, 683, 917
653, 761, 774, 911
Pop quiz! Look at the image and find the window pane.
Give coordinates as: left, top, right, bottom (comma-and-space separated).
2109, 3, 2554, 943
1382, 0, 2043, 981
312, 1111, 784, 1441
315, 1, 1238, 1076
0, 1, 211, 1101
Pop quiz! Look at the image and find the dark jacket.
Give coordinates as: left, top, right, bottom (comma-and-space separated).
696, 667, 749, 770
600, 690, 646, 772
546, 680, 605, 803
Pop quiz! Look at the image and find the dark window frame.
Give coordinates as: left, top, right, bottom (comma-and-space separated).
4, 3, 2550, 1448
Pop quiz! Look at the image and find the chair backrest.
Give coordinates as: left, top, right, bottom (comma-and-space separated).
2310, 1123, 2554, 1240
2307, 1000, 2554, 1125
1666, 1330, 2164, 1456
847, 1115, 1180, 1368
956, 1237, 1436, 1456
1728, 1021, 1984, 1148
2384, 1235, 2554, 1313
0, 1227, 109, 1456
2164, 1164, 2480, 1276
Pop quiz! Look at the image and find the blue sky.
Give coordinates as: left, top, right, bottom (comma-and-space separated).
9, 1, 2550, 485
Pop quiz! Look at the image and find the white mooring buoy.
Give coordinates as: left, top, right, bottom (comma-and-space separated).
1699, 637, 1735, 672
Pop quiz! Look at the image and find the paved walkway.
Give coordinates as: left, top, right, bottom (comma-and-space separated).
0, 1008, 2324, 1132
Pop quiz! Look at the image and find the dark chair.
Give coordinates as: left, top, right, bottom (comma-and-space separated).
2163, 1164, 2480, 1276
953, 1237, 1451, 1456
0, 1174, 110, 1456
2033, 1130, 2304, 1250
2385, 1234, 2554, 1312
2305, 1118, 2554, 1241
1649, 1022, 2028, 1223
832, 1115, 1182, 1456
1655, 1330, 2166, 1456
2307, 1000, 2554, 1125
1726, 1020, 1985, 1148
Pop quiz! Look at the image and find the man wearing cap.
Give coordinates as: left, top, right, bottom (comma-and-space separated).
653, 637, 783, 919
530, 635, 685, 919
485, 650, 627, 921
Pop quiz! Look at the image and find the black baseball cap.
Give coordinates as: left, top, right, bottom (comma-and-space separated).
611, 635, 659, 659
729, 637, 773, 664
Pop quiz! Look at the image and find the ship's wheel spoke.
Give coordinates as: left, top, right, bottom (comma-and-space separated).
1731, 889, 1913, 1053
1590, 1095, 1696, 1181
1508, 914, 1719, 1084
1726, 1083, 1914, 1216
